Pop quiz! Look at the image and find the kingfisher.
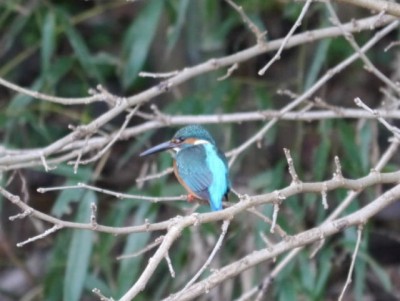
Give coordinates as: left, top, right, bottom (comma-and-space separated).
140, 125, 230, 211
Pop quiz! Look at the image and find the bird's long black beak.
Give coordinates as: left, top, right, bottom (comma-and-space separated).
139, 141, 177, 157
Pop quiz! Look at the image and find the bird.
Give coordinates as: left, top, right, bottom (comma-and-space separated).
140, 125, 230, 211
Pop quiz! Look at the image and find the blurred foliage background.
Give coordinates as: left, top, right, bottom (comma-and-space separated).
0, 0, 400, 300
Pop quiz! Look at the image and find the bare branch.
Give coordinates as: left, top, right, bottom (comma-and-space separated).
168, 219, 231, 301
166, 184, 400, 300
16, 224, 62, 247
0, 76, 104, 105
258, 0, 313, 75
117, 236, 164, 260
165, 252, 175, 278
355, 97, 400, 139
270, 202, 280, 234
37, 182, 187, 203
139, 70, 180, 78
338, 224, 364, 301
283, 148, 301, 184
0, 14, 396, 170
335, 0, 400, 18
234, 139, 399, 299
228, 20, 399, 166
136, 167, 174, 183
225, 0, 267, 45
92, 288, 114, 301
218, 63, 239, 81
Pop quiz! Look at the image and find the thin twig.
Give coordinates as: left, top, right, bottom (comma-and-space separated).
284, 148, 301, 184
355, 97, 400, 139
139, 70, 180, 78
225, 0, 267, 45
338, 224, 364, 301
92, 288, 114, 301
326, 1, 400, 95
234, 139, 399, 300
218, 63, 239, 81
16, 224, 62, 247
165, 252, 176, 278
117, 236, 164, 260
258, 0, 313, 75
168, 219, 231, 301
228, 20, 399, 166
136, 167, 174, 183
37, 182, 187, 203
77, 106, 140, 165
0, 15, 395, 170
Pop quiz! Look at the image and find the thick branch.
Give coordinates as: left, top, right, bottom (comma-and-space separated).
0, 14, 395, 169
336, 0, 400, 17
172, 184, 400, 300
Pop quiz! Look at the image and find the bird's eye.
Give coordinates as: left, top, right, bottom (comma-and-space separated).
172, 137, 184, 144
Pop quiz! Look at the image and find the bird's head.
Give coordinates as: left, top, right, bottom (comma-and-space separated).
139, 125, 215, 157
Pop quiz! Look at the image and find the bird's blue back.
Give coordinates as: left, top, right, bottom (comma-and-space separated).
175, 143, 229, 211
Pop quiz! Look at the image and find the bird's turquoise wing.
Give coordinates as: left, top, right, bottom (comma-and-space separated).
176, 144, 229, 211
175, 145, 212, 202
204, 144, 229, 210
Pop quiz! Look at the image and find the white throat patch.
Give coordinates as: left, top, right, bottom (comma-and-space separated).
194, 139, 210, 145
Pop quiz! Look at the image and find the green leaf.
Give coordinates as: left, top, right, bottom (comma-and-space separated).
314, 249, 333, 297
117, 203, 155, 297
166, 0, 190, 55
338, 121, 362, 175
85, 273, 112, 298
362, 253, 391, 291
6, 77, 43, 113
95, 200, 137, 296
313, 121, 332, 180
304, 8, 331, 90
45, 56, 74, 86
59, 12, 101, 81
278, 279, 297, 301
359, 121, 373, 172
50, 166, 92, 217
43, 231, 70, 301
354, 252, 367, 301
90, 52, 120, 66
51, 182, 84, 217
299, 253, 315, 294
63, 190, 97, 301
1, 10, 30, 55
121, 0, 164, 89
41, 11, 56, 73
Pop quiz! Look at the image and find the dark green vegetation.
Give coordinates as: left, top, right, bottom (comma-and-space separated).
0, 1, 399, 300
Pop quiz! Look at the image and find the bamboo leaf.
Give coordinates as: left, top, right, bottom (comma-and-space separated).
63, 190, 97, 301
60, 12, 101, 81
41, 11, 56, 73
121, 0, 164, 89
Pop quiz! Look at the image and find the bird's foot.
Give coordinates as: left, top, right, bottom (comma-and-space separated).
187, 194, 197, 203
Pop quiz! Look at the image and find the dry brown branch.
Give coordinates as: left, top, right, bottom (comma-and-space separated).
3, 169, 400, 238
163, 184, 400, 300
38, 183, 187, 203
2, 3, 400, 299
3, 162, 400, 300
234, 138, 399, 300
225, 0, 267, 45
3, 106, 400, 172
326, 1, 400, 95
0, 14, 395, 171
335, 0, 400, 17
258, 0, 313, 75
227, 19, 399, 166
338, 224, 364, 301
168, 219, 231, 301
